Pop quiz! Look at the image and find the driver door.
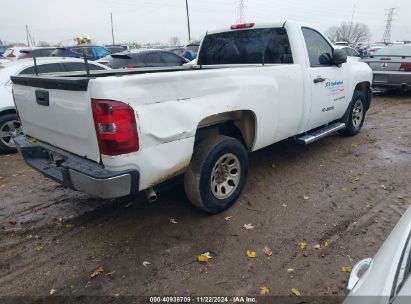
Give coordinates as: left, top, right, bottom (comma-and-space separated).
302, 28, 348, 131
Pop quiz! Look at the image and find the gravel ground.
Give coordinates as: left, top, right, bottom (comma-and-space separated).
0, 93, 410, 300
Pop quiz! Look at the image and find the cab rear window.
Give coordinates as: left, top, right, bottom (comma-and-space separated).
198, 28, 293, 65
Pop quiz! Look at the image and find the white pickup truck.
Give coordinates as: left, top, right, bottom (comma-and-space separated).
11, 21, 372, 213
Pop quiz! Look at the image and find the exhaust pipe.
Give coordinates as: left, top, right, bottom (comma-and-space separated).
145, 188, 157, 203
401, 84, 408, 93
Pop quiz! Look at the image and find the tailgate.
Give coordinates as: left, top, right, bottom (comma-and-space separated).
12, 76, 100, 162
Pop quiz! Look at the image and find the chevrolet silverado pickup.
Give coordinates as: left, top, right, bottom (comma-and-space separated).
11, 21, 373, 214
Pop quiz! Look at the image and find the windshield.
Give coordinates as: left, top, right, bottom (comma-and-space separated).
374, 47, 411, 57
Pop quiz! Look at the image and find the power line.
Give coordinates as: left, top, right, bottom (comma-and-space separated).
185, 0, 191, 42
382, 8, 396, 44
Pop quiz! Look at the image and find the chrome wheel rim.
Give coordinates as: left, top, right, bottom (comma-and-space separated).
352, 99, 364, 129
0, 119, 21, 149
211, 153, 241, 200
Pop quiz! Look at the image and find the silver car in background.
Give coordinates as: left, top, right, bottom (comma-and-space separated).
363, 46, 411, 92
344, 206, 411, 304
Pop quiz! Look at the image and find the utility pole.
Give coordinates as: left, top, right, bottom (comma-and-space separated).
25, 25, 30, 47
382, 8, 396, 44
236, 0, 245, 23
110, 12, 115, 45
185, 0, 191, 43
347, 3, 356, 44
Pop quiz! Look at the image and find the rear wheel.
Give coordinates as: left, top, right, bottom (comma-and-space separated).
184, 135, 248, 214
339, 90, 366, 136
0, 113, 21, 153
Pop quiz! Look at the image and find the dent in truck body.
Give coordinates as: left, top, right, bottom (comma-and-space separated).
92, 64, 304, 191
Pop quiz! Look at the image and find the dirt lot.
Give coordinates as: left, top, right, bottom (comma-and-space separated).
0, 93, 410, 299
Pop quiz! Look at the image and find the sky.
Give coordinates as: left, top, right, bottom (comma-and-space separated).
0, 0, 410, 45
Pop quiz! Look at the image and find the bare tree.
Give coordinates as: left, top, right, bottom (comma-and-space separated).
326, 22, 371, 45
36, 41, 50, 47
169, 36, 181, 46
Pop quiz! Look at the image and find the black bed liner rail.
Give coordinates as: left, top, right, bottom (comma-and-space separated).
10, 66, 189, 91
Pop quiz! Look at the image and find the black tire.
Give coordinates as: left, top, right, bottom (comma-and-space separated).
0, 113, 20, 153
184, 135, 248, 214
339, 90, 367, 136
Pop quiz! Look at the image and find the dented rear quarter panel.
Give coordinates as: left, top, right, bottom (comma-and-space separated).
90, 65, 304, 190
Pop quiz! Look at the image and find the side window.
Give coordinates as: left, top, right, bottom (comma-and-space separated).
37, 63, 64, 73
347, 48, 360, 57
63, 62, 106, 72
19, 63, 64, 75
63, 62, 86, 72
391, 235, 411, 300
160, 52, 186, 66
19, 66, 35, 74
31, 49, 54, 57
302, 28, 333, 67
89, 64, 106, 71
144, 52, 162, 66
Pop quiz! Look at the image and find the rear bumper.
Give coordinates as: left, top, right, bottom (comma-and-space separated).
373, 71, 411, 89
14, 135, 139, 199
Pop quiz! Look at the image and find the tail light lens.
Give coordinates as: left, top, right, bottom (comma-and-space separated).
400, 63, 411, 71
91, 99, 139, 156
12, 89, 21, 120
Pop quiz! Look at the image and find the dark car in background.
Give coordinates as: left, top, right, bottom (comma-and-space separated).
17, 47, 59, 59
0, 45, 7, 57
182, 42, 200, 61
105, 45, 127, 54
363, 46, 411, 92
51, 45, 111, 61
167, 47, 186, 57
107, 50, 188, 69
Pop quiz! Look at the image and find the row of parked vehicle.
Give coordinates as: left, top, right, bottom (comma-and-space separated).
333, 41, 411, 93
0, 43, 197, 152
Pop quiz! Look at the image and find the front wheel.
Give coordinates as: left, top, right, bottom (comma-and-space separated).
184, 135, 248, 214
339, 90, 367, 136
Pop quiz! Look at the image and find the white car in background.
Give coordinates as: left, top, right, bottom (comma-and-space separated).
0, 58, 10, 64
0, 57, 110, 152
345, 206, 411, 304
2, 47, 28, 61
334, 46, 362, 61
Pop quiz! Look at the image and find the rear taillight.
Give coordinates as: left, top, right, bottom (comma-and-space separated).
91, 99, 139, 156
12, 89, 21, 120
230, 22, 255, 30
126, 65, 137, 69
400, 63, 411, 71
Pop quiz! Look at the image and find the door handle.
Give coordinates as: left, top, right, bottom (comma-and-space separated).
35, 89, 49, 106
314, 77, 326, 84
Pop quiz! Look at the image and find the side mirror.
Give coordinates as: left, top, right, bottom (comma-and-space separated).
333, 49, 347, 65
346, 258, 372, 292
